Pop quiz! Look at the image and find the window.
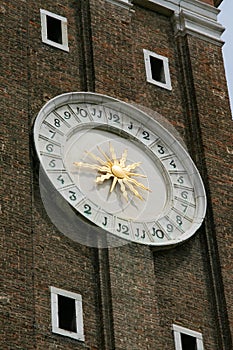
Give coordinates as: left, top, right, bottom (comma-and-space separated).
40, 9, 69, 51
143, 49, 172, 90
50, 286, 84, 341
105, 0, 133, 10
173, 324, 204, 350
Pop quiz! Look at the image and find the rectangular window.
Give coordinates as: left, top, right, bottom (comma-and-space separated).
46, 16, 62, 44
58, 295, 77, 332
143, 49, 172, 90
50, 286, 84, 341
173, 324, 204, 350
40, 9, 69, 52
181, 333, 198, 350
150, 56, 166, 84
105, 0, 133, 10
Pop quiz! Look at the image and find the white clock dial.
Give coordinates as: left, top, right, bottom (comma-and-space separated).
34, 92, 206, 248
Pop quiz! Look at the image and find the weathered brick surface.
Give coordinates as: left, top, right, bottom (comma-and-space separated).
1, 0, 232, 349
1, 1, 34, 348
187, 35, 233, 341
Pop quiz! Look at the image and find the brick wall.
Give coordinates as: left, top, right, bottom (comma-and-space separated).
187, 35, 233, 344
1, 0, 35, 348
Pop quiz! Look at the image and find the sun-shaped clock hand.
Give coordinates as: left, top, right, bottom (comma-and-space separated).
73, 143, 151, 201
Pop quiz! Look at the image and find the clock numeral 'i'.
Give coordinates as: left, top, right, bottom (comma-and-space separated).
135, 228, 146, 239
69, 191, 77, 201
108, 112, 120, 123
102, 217, 107, 226
116, 223, 129, 235
128, 121, 133, 130
152, 228, 165, 239
63, 111, 71, 119
157, 144, 165, 154
142, 130, 150, 140
46, 144, 54, 153
49, 159, 56, 168
57, 175, 64, 184
54, 118, 61, 128
77, 107, 88, 118
91, 108, 102, 119
49, 129, 56, 139
170, 159, 176, 168
84, 204, 92, 215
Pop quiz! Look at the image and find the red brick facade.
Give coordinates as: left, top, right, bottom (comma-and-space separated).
1, 0, 232, 349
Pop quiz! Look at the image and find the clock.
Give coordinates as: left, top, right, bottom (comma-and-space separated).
33, 92, 206, 248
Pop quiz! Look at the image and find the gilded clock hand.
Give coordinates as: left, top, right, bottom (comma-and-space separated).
122, 178, 143, 201
119, 148, 128, 167
85, 150, 108, 166
118, 179, 128, 201
97, 146, 112, 164
73, 143, 151, 201
73, 162, 110, 173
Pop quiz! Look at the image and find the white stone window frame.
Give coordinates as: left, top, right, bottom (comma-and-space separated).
173, 324, 204, 350
143, 49, 172, 91
40, 9, 69, 52
50, 286, 84, 341
105, 0, 133, 10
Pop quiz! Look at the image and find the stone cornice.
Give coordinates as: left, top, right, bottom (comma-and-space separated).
133, 0, 224, 45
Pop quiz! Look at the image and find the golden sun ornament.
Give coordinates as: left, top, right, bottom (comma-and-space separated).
74, 143, 151, 201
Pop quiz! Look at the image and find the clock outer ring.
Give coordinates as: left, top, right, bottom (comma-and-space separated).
33, 92, 207, 248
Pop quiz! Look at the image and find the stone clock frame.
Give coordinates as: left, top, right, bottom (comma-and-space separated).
33, 92, 206, 248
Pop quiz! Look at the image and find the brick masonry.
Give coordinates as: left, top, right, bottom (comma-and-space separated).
1, 0, 232, 349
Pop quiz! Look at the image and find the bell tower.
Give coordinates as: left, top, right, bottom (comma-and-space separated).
1, 1, 232, 349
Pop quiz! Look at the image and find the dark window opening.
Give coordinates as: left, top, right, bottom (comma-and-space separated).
58, 295, 77, 332
181, 333, 197, 350
150, 56, 165, 83
46, 15, 62, 44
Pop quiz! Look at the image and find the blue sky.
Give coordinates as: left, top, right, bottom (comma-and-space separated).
219, 0, 233, 114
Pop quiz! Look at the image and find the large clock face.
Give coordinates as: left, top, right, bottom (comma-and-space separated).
34, 92, 206, 248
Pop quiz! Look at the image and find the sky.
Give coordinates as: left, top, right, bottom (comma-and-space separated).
218, 0, 233, 114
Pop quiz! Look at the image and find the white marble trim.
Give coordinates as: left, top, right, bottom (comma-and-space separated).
105, 0, 134, 10
133, 0, 224, 45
